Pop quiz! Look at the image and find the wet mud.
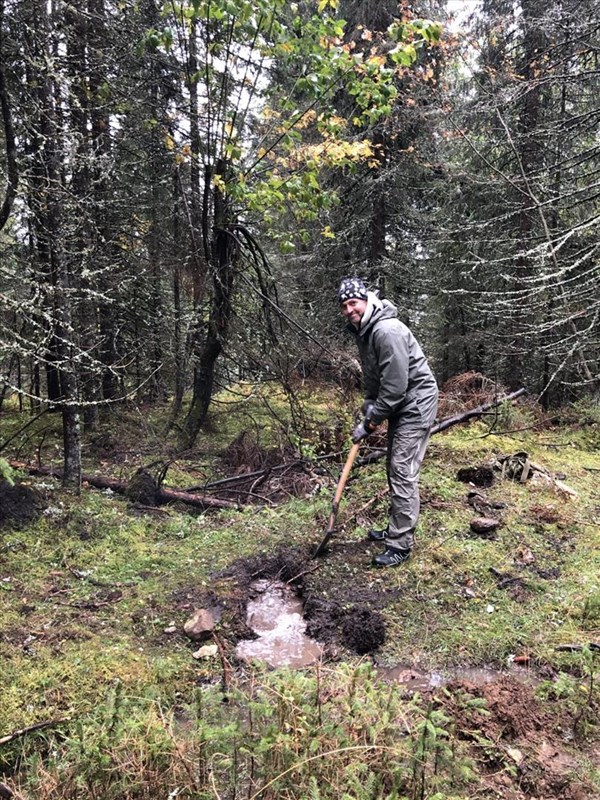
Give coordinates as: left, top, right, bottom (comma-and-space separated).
378, 663, 540, 692
214, 542, 388, 658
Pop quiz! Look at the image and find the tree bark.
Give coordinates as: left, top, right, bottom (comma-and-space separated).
0, 0, 18, 232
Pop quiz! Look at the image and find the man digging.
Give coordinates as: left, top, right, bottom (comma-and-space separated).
339, 277, 439, 567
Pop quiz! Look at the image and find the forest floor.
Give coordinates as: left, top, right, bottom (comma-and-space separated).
1, 378, 599, 799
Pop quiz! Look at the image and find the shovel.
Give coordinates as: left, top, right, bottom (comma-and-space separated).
312, 441, 361, 558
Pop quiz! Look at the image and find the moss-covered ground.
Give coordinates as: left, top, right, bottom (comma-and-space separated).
0, 387, 599, 799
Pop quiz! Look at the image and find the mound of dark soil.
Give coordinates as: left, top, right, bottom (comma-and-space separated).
341, 606, 385, 654
0, 479, 46, 529
456, 465, 495, 487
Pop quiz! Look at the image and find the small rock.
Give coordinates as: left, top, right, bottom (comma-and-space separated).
192, 644, 218, 659
506, 746, 524, 765
163, 625, 177, 635
183, 608, 217, 641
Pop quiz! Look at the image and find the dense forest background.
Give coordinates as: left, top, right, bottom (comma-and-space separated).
0, 0, 599, 484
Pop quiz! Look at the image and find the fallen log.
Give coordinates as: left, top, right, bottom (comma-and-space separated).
358, 388, 527, 464
8, 461, 239, 511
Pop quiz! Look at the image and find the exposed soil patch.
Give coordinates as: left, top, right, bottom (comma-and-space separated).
440, 676, 597, 800
0, 480, 46, 529
195, 543, 389, 657
456, 465, 495, 487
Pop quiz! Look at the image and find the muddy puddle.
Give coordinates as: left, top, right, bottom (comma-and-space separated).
234, 578, 540, 689
235, 580, 324, 667
379, 663, 540, 691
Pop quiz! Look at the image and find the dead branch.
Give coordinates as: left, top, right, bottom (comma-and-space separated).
0, 718, 69, 746
358, 388, 527, 465
185, 451, 342, 493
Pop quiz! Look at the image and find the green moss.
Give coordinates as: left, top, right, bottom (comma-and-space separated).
1, 393, 599, 797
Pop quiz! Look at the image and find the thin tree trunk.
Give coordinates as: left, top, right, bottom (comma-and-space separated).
0, 0, 18, 232
182, 160, 236, 447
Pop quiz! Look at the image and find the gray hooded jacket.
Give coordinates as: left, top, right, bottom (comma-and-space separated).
351, 295, 438, 429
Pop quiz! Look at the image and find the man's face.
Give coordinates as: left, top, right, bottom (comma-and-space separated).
341, 297, 367, 327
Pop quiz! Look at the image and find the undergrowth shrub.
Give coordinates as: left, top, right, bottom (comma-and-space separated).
10, 665, 478, 800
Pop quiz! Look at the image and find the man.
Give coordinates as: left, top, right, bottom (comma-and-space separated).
338, 276, 438, 567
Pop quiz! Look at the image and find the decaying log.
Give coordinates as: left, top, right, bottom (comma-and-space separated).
8, 461, 238, 510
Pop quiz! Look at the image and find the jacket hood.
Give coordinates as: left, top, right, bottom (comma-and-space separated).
358, 296, 398, 336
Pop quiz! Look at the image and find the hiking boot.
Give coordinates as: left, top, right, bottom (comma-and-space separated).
367, 527, 387, 542
372, 547, 411, 568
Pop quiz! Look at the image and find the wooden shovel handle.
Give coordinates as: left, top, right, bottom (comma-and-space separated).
313, 441, 361, 557
330, 441, 361, 517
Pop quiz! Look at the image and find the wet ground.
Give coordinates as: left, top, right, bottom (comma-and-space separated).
235, 579, 324, 667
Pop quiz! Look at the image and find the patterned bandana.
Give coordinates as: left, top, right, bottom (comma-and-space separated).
338, 277, 368, 304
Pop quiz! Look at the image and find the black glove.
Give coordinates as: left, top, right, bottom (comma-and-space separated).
352, 417, 377, 443
361, 399, 375, 416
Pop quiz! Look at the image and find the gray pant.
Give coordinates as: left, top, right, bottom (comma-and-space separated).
385, 422, 432, 551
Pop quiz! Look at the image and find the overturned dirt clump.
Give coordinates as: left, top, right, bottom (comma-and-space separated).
303, 579, 390, 657
482, 676, 548, 738
125, 468, 158, 505
0, 480, 46, 529
439, 676, 595, 800
456, 465, 495, 487
341, 606, 385, 654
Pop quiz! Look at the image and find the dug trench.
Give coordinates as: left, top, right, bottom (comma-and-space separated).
172, 541, 597, 800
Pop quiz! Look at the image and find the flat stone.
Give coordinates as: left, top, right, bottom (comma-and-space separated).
192, 644, 219, 659
183, 608, 216, 641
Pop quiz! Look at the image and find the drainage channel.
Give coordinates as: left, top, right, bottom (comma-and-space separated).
377, 664, 540, 691
235, 580, 540, 689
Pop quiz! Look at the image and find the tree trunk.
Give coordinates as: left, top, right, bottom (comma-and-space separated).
0, 0, 18, 232
182, 160, 236, 448
27, 0, 81, 487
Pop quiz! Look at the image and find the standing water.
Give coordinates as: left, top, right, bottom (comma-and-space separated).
235, 580, 324, 668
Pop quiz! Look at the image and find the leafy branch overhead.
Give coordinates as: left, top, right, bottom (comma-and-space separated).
144, 0, 442, 249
